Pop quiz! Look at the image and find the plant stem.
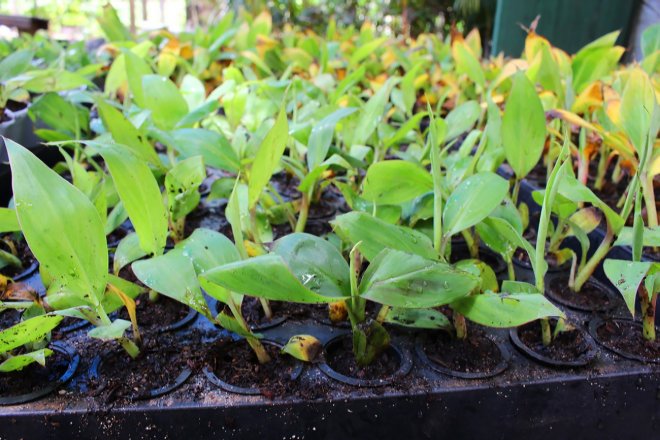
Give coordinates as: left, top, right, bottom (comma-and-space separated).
249, 206, 261, 245
295, 192, 310, 233
148, 290, 160, 302
120, 338, 140, 359
512, 178, 521, 205
639, 285, 656, 342
641, 174, 658, 228
461, 229, 479, 258
454, 312, 467, 340
259, 298, 273, 320
540, 318, 552, 346
573, 223, 613, 292
376, 305, 390, 324
507, 258, 515, 281
349, 243, 362, 322
594, 150, 607, 191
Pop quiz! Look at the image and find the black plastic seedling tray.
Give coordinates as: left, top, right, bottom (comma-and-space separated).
1, 173, 659, 440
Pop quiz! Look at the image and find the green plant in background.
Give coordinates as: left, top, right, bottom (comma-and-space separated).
0, 313, 63, 373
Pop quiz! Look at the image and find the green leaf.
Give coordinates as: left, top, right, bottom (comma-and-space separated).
123, 49, 153, 107
453, 41, 485, 87
353, 77, 399, 146
0, 208, 20, 233
383, 307, 451, 329
87, 319, 131, 340
619, 68, 655, 153
6, 139, 108, 305
0, 315, 62, 353
500, 280, 540, 294
445, 101, 480, 141
0, 49, 33, 81
307, 107, 357, 170
142, 74, 189, 130
99, 144, 168, 256
614, 226, 660, 247
502, 72, 547, 178
557, 174, 624, 233
23, 70, 93, 93
132, 248, 211, 317
272, 233, 350, 297
443, 172, 509, 237
175, 228, 240, 273
603, 259, 653, 316
360, 250, 478, 308
451, 291, 564, 328
179, 74, 206, 110
281, 335, 322, 362
572, 32, 624, 93
0, 249, 22, 270
0, 348, 53, 372
641, 24, 660, 58
29, 93, 87, 139
170, 129, 239, 173
112, 233, 147, 275
200, 254, 344, 303
361, 160, 432, 205
165, 156, 205, 222
352, 319, 390, 367
383, 112, 427, 148
248, 106, 289, 209
97, 4, 132, 42
349, 37, 387, 67
331, 211, 436, 261
95, 99, 161, 167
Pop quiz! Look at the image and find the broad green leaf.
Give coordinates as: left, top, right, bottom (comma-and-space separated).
0, 208, 19, 233
112, 233, 147, 275
307, 107, 357, 170
123, 49, 153, 107
451, 291, 564, 327
95, 99, 161, 166
142, 75, 189, 130
361, 160, 432, 205
99, 144, 168, 256
455, 259, 498, 293
360, 250, 478, 308
87, 319, 131, 340
331, 65, 366, 103
170, 129, 239, 173
500, 280, 540, 294
349, 37, 387, 67
97, 4, 132, 42
614, 226, 660, 247
384, 112, 427, 149
23, 70, 93, 93
0, 348, 52, 372
272, 233, 350, 297
352, 319, 390, 366
165, 156, 205, 222
642, 24, 660, 58
572, 32, 624, 93
443, 172, 508, 237
132, 249, 211, 317
175, 228, 240, 273
453, 41, 485, 87
604, 259, 652, 316
502, 72, 547, 178
0, 49, 33, 81
557, 174, 624, 233
445, 101, 480, 141
248, 106, 289, 209
383, 307, 451, 329
201, 254, 344, 303
331, 211, 436, 261
353, 77, 399, 146
0, 314, 62, 353
6, 139, 108, 305
29, 93, 87, 139
180, 74, 206, 110
619, 68, 655, 153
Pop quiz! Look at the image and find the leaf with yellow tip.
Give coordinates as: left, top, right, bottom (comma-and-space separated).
281, 335, 322, 362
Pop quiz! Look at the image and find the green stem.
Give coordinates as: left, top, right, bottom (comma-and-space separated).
295, 192, 310, 233
248, 337, 272, 364
641, 174, 658, 228
349, 243, 362, 322
594, 151, 607, 191
512, 178, 521, 205
507, 258, 515, 281
540, 318, 552, 346
249, 206, 261, 245
259, 298, 273, 320
119, 338, 140, 359
376, 305, 390, 324
573, 223, 613, 292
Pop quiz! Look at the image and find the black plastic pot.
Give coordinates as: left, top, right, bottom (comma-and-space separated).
509, 321, 597, 368
0, 342, 79, 406
545, 274, 622, 314
90, 348, 192, 401
318, 334, 413, 387
203, 340, 303, 395
415, 332, 510, 379
588, 318, 660, 364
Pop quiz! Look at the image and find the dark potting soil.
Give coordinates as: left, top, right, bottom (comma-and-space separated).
0, 347, 68, 397
596, 319, 660, 361
422, 330, 500, 374
547, 276, 618, 311
207, 340, 299, 397
222, 297, 328, 328
518, 320, 591, 362
183, 199, 228, 237
514, 248, 566, 270
450, 245, 505, 274
106, 227, 128, 247
0, 236, 36, 279
271, 171, 301, 200
325, 336, 399, 380
94, 333, 199, 402
0, 308, 22, 329
117, 293, 190, 331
